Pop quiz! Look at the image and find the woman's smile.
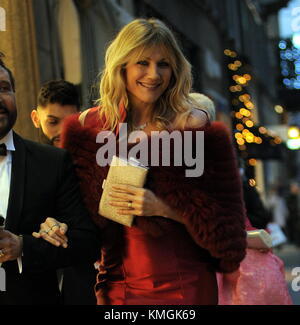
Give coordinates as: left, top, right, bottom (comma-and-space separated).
125, 46, 172, 108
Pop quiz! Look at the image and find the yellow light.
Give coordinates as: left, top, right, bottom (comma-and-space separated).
237, 77, 247, 85
240, 94, 251, 102
245, 120, 254, 128
259, 127, 267, 134
244, 74, 252, 81
224, 49, 231, 56
255, 137, 263, 144
234, 60, 241, 66
230, 51, 237, 58
236, 123, 244, 131
288, 126, 300, 139
235, 132, 243, 139
274, 137, 282, 144
232, 75, 239, 81
235, 112, 243, 119
235, 85, 242, 91
228, 64, 238, 71
249, 179, 256, 187
229, 86, 236, 92
242, 129, 250, 136
248, 159, 257, 166
274, 105, 284, 114
237, 138, 245, 145
240, 108, 250, 116
246, 134, 254, 143
245, 102, 254, 109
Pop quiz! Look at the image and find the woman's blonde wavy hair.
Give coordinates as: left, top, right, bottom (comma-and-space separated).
98, 18, 194, 131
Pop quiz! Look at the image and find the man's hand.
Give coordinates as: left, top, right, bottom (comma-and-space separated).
0, 230, 23, 263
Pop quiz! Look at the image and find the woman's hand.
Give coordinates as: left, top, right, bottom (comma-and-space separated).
32, 217, 69, 248
109, 184, 183, 223
109, 184, 162, 216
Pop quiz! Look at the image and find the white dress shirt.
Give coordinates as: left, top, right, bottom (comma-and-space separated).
0, 130, 14, 220
0, 130, 22, 272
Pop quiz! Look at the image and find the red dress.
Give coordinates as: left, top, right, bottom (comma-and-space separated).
61, 107, 247, 305
95, 222, 218, 305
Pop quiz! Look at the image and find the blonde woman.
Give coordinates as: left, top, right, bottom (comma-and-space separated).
35, 18, 246, 305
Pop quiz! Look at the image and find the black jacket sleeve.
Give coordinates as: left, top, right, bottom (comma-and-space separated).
21, 151, 101, 273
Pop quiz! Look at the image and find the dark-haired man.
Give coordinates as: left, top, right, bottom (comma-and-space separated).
31, 80, 98, 305
0, 54, 101, 305
31, 80, 80, 147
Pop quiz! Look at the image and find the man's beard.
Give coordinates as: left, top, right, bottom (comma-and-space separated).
38, 129, 60, 146
0, 103, 17, 139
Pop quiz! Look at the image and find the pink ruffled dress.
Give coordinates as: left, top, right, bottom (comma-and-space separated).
217, 220, 293, 305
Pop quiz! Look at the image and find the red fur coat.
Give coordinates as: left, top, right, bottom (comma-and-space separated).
61, 114, 247, 273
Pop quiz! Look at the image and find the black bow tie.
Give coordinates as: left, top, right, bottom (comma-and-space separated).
0, 143, 7, 156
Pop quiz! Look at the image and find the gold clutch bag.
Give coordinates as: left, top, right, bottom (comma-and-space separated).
99, 155, 149, 227
247, 229, 273, 250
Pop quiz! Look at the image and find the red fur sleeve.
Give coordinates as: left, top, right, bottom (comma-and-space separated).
60, 114, 110, 229
150, 122, 247, 273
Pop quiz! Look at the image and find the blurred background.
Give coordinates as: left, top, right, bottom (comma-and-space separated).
1, 0, 300, 304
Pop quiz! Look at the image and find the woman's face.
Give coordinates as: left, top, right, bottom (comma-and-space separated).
125, 46, 173, 109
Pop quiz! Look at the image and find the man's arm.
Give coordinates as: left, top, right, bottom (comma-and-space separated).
20, 151, 101, 273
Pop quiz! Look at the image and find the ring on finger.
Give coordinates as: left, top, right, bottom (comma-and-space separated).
127, 201, 133, 208
50, 223, 60, 230
40, 230, 49, 235
0, 249, 5, 258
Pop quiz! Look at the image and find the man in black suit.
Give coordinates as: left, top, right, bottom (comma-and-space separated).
0, 54, 101, 305
31, 79, 98, 305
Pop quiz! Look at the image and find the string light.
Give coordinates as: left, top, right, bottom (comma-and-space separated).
226, 48, 283, 157
245, 120, 254, 128
259, 127, 267, 134
245, 102, 254, 109
245, 134, 255, 143
235, 132, 243, 139
237, 138, 245, 145
236, 123, 244, 131
242, 129, 250, 136
274, 105, 284, 114
248, 158, 257, 166
254, 137, 263, 144
274, 137, 282, 144
236, 76, 247, 85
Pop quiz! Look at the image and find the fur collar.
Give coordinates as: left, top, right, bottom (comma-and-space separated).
61, 115, 247, 273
